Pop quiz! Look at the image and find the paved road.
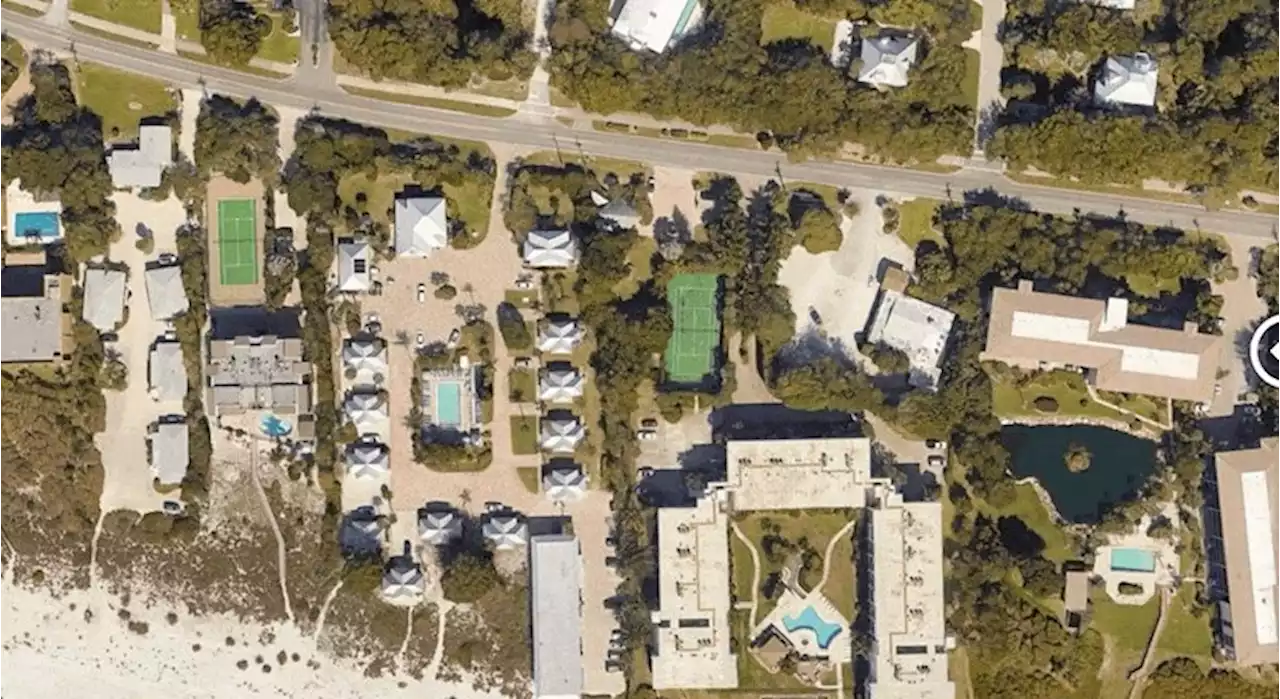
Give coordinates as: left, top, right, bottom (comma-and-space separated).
5, 10, 1277, 240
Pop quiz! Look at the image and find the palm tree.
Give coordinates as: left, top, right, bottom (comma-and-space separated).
459, 489, 472, 507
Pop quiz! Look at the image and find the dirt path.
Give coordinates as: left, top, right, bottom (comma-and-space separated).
729, 521, 761, 627
312, 577, 344, 640
249, 441, 296, 623
426, 600, 453, 679
1126, 586, 1172, 699
88, 509, 107, 590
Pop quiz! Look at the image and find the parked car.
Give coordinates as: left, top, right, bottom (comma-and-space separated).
927, 455, 945, 468
157, 252, 178, 265
640, 418, 659, 429
365, 321, 383, 336
604, 659, 623, 673
1243, 404, 1262, 417
925, 439, 946, 450
515, 278, 534, 290
514, 357, 533, 369
416, 283, 427, 303
637, 430, 657, 441
605, 556, 620, 568
415, 332, 426, 348
162, 500, 184, 515
638, 467, 654, 480
808, 307, 822, 325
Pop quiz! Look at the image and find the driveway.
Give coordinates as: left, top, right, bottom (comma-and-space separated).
95, 192, 188, 515
969, 0, 1007, 154
646, 166, 698, 240
1202, 238, 1270, 441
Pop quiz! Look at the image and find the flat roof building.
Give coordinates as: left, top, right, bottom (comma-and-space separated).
82, 267, 127, 332
530, 534, 584, 699
868, 497, 954, 699
150, 420, 189, 486
394, 195, 448, 257
108, 123, 173, 189
206, 335, 313, 416
149, 340, 188, 402
609, 0, 703, 53
866, 288, 956, 391
144, 263, 188, 320
651, 494, 738, 689
1, 252, 67, 364
981, 280, 1223, 403
723, 437, 879, 511
1210, 437, 1279, 667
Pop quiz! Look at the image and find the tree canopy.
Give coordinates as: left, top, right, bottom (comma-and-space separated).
194, 95, 281, 184
200, 2, 270, 66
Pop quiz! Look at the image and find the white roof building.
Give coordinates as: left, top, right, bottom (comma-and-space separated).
342, 338, 388, 387
345, 442, 389, 480
609, 0, 703, 53
598, 198, 641, 230
108, 123, 172, 189
865, 289, 956, 391
82, 267, 127, 332
539, 367, 585, 403
150, 420, 189, 486
1094, 53, 1158, 108
144, 264, 188, 320
394, 196, 448, 257
543, 465, 588, 503
418, 509, 463, 546
337, 240, 371, 293
723, 438, 882, 512
538, 317, 583, 355
530, 534, 584, 699
1083, 0, 1135, 7
858, 35, 920, 88
523, 230, 579, 269
381, 558, 426, 604
651, 494, 738, 689
149, 340, 188, 402
540, 416, 586, 454
483, 514, 530, 550
344, 392, 389, 439
868, 497, 954, 699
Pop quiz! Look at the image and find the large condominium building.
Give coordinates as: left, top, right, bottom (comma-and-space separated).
723, 437, 878, 511
982, 280, 1223, 403
650, 494, 738, 690
868, 496, 954, 699
206, 335, 313, 417
1208, 438, 1278, 666
530, 534, 585, 699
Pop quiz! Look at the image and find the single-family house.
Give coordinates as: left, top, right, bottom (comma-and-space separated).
543, 465, 588, 502
345, 441, 390, 480
82, 267, 127, 332
337, 240, 371, 293
108, 123, 173, 189
857, 35, 920, 88
149, 340, 188, 402
344, 391, 389, 439
537, 316, 583, 355
540, 416, 586, 454
418, 508, 463, 546
150, 419, 189, 486
483, 513, 530, 550
144, 263, 189, 320
394, 195, 449, 257
539, 365, 585, 403
1094, 53, 1158, 108
381, 556, 426, 603
523, 230, 578, 269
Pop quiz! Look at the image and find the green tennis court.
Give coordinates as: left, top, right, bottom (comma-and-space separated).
665, 273, 721, 383
216, 198, 259, 286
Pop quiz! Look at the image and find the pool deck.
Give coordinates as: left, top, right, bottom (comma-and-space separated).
752, 588, 851, 662
5, 180, 63, 245
1091, 505, 1180, 605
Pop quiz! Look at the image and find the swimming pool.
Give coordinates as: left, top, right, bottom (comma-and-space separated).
261, 413, 292, 438
435, 381, 463, 427
13, 211, 60, 242
1110, 547, 1157, 573
782, 605, 842, 650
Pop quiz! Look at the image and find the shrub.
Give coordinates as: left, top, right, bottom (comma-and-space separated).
1118, 582, 1144, 595
435, 284, 458, 300
1032, 396, 1059, 412
440, 551, 503, 603
134, 236, 155, 254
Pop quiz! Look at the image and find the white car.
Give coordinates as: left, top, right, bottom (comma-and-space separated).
513, 357, 533, 369
637, 430, 657, 441
415, 332, 426, 348
416, 283, 426, 303
515, 278, 534, 290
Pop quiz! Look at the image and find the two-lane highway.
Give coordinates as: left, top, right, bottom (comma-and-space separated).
3, 9, 1276, 241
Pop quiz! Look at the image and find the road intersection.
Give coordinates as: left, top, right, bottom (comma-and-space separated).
3, 9, 1277, 241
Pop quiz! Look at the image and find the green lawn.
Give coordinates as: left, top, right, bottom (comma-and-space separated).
341, 85, 518, 118
336, 171, 414, 232
256, 13, 300, 64
507, 368, 536, 403
959, 48, 981, 108
173, 1, 199, 40
613, 236, 656, 298
733, 510, 853, 620
897, 198, 945, 249
75, 62, 176, 140
989, 368, 1158, 430
516, 466, 540, 494
759, 2, 837, 52
442, 174, 494, 244
510, 415, 539, 455
1155, 585, 1213, 660
987, 482, 1075, 564
1091, 590, 1160, 653
71, 0, 162, 33
2, 36, 26, 94
503, 289, 540, 308
822, 531, 856, 620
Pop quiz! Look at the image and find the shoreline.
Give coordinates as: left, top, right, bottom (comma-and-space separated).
998, 414, 1161, 441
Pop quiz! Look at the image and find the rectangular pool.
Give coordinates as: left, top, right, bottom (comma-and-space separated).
13, 211, 60, 242
435, 381, 463, 427
1110, 547, 1157, 573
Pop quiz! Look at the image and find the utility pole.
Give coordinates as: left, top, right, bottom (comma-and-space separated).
551, 134, 564, 167
774, 161, 787, 192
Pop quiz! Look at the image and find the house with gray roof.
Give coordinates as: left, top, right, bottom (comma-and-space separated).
149, 419, 189, 486
344, 391, 389, 439
857, 35, 920, 88
149, 340, 188, 402
82, 267, 127, 332
339, 509, 383, 558
1, 252, 67, 364
598, 198, 641, 230
539, 365, 585, 404
540, 415, 586, 454
523, 230, 579, 269
144, 263, 188, 320
544, 465, 588, 503
418, 508, 463, 546
538, 317, 584, 355
345, 441, 390, 480
483, 513, 530, 550
206, 335, 313, 417
381, 556, 426, 604
342, 337, 388, 387
108, 123, 173, 189
1094, 53, 1158, 107
337, 240, 371, 293
394, 195, 449, 257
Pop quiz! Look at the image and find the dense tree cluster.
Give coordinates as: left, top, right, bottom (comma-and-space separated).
2, 63, 119, 263
200, 1, 270, 66
327, 0, 533, 87
194, 96, 281, 184
1144, 657, 1275, 698
548, 0, 974, 161
440, 550, 504, 603
992, 0, 1278, 194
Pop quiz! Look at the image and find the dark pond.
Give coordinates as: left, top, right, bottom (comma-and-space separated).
1002, 424, 1159, 524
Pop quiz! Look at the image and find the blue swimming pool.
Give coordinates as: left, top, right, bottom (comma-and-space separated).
1110, 547, 1157, 573
261, 413, 292, 437
435, 381, 463, 427
13, 211, 60, 242
782, 605, 842, 650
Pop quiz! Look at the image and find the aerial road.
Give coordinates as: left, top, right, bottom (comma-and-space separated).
3, 10, 1276, 241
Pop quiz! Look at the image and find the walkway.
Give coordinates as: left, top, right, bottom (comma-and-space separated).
970, 0, 1006, 156
1126, 585, 1172, 699
729, 521, 761, 627
817, 520, 856, 591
